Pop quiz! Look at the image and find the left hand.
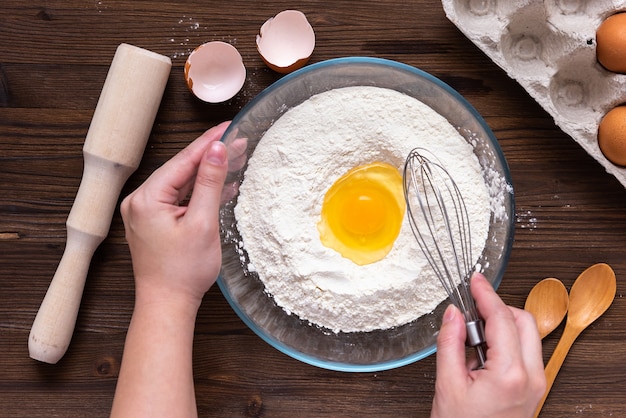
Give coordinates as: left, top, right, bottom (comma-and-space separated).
120, 122, 230, 308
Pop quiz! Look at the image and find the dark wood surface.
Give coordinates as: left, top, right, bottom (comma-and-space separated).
2, 1, 625, 417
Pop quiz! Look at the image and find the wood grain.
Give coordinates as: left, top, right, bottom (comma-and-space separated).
1, 0, 625, 416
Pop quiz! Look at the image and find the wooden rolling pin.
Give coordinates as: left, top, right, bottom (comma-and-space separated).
29, 43, 172, 364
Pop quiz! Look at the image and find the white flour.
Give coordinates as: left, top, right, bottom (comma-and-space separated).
234, 86, 491, 333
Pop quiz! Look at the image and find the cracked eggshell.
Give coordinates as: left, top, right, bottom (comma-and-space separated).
256, 10, 315, 74
184, 41, 246, 103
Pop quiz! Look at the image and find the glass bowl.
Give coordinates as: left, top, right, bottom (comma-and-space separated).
217, 57, 515, 372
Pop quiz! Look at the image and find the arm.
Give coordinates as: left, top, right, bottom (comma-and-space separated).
431, 273, 546, 418
110, 122, 230, 418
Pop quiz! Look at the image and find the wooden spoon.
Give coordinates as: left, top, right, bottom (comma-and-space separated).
534, 263, 616, 417
525, 278, 569, 339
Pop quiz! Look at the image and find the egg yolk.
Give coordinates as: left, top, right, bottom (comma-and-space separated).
317, 162, 405, 265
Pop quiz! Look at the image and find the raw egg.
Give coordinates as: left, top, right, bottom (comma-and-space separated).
256, 10, 315, 74
598, 105, 626, 166
596, 13, 626, 73
184, 41, 246, 103
317, 162, 405, 265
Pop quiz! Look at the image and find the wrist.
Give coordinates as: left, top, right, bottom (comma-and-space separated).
114, 280, 200, 418
134, 283, 203, 321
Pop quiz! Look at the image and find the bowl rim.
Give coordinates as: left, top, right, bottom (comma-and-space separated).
217, 276, 438, 372
217, 56, 514, 372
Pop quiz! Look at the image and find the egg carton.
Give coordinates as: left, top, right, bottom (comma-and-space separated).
441, 0, 626, 188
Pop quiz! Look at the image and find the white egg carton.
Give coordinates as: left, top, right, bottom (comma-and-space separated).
441, 0, 626, 188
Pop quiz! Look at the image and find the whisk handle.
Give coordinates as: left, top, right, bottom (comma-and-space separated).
466, 319, 485, 346
466, 319, 487, 369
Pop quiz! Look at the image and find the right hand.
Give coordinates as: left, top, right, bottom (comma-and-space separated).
430, 273, 546, 418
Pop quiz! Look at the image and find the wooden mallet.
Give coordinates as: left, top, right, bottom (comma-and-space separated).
29, 43, 172, 364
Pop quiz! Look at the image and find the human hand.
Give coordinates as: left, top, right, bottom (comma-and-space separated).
431, 273, 546, 418
120, 122, 230, 309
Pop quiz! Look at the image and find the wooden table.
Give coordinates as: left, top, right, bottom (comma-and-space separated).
1, 1, 625, 416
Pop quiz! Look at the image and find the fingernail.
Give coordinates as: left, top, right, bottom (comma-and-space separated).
471, 271, 486, 284
206, 141, 226, 165
443, 304, 456, 323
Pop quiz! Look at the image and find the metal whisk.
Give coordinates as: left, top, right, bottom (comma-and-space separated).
403, 147, 487, 368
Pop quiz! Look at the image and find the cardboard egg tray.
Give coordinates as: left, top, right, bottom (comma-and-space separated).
441, 0, 626, 188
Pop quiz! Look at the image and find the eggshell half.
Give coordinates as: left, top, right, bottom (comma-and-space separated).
184, 41, 246, 103
256, 10, 315, 74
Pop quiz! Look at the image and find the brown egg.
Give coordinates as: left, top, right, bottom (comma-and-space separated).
598, 105, 626, 166
596, 13, 626, 73
256, 10, 315, 74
